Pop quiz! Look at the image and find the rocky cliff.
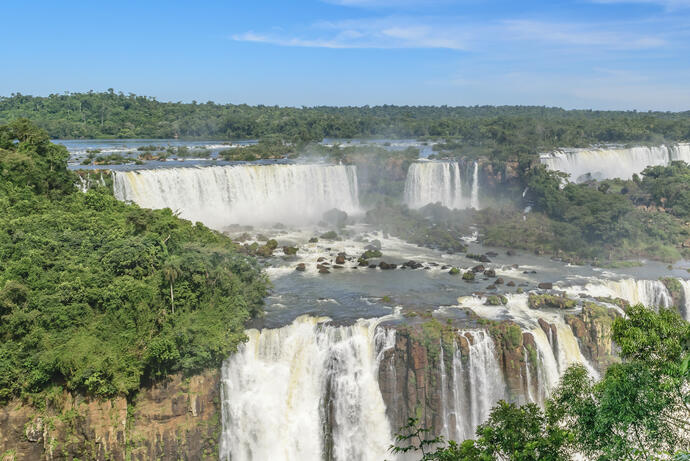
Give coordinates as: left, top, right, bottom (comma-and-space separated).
0, 370, 220, 461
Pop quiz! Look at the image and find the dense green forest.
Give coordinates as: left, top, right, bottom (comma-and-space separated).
395, 305, 690, 460
0, 120, 267, 403
2, 91, 690, 159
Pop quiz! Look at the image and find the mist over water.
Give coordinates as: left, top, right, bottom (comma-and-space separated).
540, 144, 690, 181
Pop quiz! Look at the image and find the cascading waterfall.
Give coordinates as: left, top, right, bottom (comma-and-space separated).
218, 316, 394, 461
112, 164, 360, 229
540, 143, 690, 181
564, 278, 673, 309
470, 162, 480, 210
404, 161, 481, 210
441, 331, 506, 442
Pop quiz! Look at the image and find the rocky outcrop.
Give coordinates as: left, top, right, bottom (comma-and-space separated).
565, 303, 619, 372
0, 370, 221, 461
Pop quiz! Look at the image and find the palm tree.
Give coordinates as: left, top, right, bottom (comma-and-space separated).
162, 256, 181, 314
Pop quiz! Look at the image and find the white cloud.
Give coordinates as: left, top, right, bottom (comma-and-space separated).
232, 17, 470, 50
503, 19, 666, 49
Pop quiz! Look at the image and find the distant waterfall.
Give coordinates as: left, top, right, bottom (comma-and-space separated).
219, 316, 394, 461
404, 161, 481, 210
112, 164, 360, 229
540, 143, 690, 181
565, 278, 673, 309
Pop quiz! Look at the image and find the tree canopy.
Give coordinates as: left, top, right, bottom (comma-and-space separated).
0, 120, 267, 402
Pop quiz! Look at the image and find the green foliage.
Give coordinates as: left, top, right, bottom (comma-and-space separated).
0, 121, 267, 403
3, 92, 689, 153
479, 162, 690, 263
528, 294, 577, 310
552, 306, 690, 459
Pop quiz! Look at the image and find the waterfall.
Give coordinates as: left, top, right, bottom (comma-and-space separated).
540, 143, 690, 181
219, 316, 394, 461
565, 278, 673, 309
442, 331, 506, 442
404, 161, 481, 210
680, 280, 690, 321
470, 162, 480, 210
112, 164, 360, 229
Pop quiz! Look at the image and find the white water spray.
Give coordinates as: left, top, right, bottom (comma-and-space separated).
541, 144, 690, 181
113, 164, 360, 229
219, 316, 394, 461
404, 161, 480, 210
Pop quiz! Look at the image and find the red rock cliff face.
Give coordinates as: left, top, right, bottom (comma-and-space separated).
0, 370, 220, 461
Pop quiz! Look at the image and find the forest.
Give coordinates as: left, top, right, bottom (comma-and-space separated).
0, 120, 267, 403
2, 91, 690, 162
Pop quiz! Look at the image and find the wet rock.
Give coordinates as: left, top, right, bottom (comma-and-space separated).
368, 264, 377, 269
308, 237, 318, 243
319, 268, 330, 274
403, 260, 423, 269
537, 282, 553, 290
472, 264, 485, 273
333, 265, 344, 269
495, 278, 504, 285
282, 246, 298, 256
462, 271, 475, 281
523, 270, 537, 274
506, 250, 516, 256
478, 255, 491, 263
361, 249, 382, 259
317, 257, 326, 262
506, 281, 515, 287
295, 263, 306, 272
483, 269, 496, 277
486, 251, 498, 257
320, 230, 339, 240
486, 284, 497, 290
335, 254, 346, 265
448, 267, 460, 275
379, 261, 396, 270
441, 265, 450, 270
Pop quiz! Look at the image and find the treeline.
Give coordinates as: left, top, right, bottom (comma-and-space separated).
0, 120, 267, 402
2, 91, 690, 157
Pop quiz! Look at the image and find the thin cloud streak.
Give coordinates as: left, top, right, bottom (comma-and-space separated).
233, 16, 669, 52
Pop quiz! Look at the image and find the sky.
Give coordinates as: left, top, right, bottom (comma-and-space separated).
1, 0, 690, 110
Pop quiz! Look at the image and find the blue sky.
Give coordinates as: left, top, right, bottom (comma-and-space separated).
2, 0, 689, 110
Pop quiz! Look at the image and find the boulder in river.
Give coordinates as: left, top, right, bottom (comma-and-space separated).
282, 246, 298, 256
472, 265, 485, 273
318, 268, 330, 274
295, 263, 306, 272
495, 278, 504, 285
537, 282, 553, 290
335, 254, 346, 265
483, 269, 496, 277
